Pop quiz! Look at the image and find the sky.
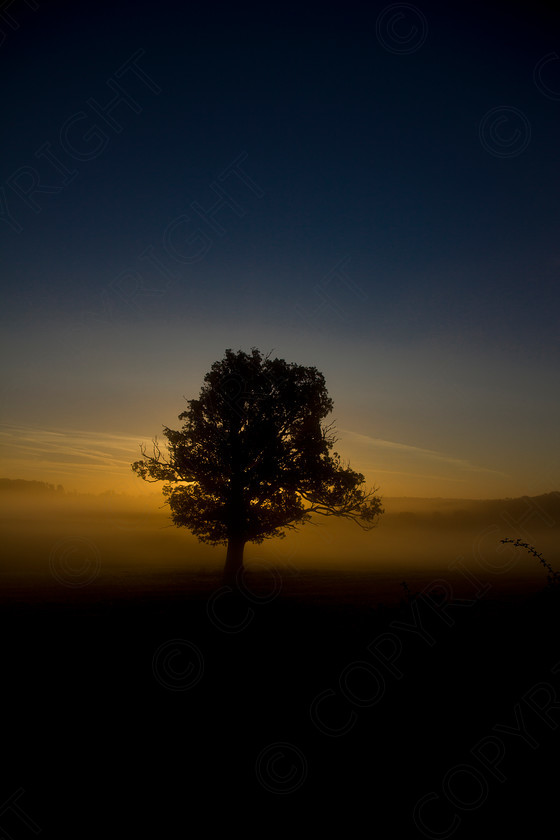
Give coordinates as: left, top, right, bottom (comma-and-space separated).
1, 0, 559, 499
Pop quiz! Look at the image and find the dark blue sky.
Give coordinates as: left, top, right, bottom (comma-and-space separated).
1, 0, 559, 496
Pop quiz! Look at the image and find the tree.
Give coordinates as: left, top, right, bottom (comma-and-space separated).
132, 348, 383, 584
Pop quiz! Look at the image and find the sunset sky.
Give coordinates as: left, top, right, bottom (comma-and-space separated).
1, 0, 559, 500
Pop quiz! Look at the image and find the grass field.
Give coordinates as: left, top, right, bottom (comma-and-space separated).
1, 564, 559, 836
1, 490, 559, 835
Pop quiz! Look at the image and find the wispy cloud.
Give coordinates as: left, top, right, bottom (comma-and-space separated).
339, 429, 509, 479
0, 422, 510, 495
0, 424, 154, 489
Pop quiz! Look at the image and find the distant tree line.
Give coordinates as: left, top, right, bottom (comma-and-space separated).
384, 493, 560, 530
0, 480, 148, 499
0, 479, 66, 495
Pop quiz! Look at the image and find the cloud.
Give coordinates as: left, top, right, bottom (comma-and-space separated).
339, 429, 509, 480
0, 424, 154, 489
0, 422, 510, 496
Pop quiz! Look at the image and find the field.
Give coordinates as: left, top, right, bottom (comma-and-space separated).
1, 491, 559, 835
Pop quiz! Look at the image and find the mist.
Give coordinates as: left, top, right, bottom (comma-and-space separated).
2, 480, 558, 603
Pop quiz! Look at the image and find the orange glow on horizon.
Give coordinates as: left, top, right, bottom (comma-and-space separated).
0, 421, 547, 500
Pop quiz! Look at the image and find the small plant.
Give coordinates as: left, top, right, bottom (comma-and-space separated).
400, 580, 417, 603
500, 538, 560, 588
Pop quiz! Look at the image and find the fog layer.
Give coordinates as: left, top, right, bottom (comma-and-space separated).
2, 483, 558, 601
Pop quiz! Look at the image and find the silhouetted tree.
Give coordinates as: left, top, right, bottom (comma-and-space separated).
132, 348, 383, 584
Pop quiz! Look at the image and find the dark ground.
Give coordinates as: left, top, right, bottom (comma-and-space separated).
1, 568, 559, 837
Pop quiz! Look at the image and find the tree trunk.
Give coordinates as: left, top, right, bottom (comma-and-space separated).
223, 537, 245, 586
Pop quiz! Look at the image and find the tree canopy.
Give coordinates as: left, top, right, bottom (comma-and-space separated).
132, 348, 383, 582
